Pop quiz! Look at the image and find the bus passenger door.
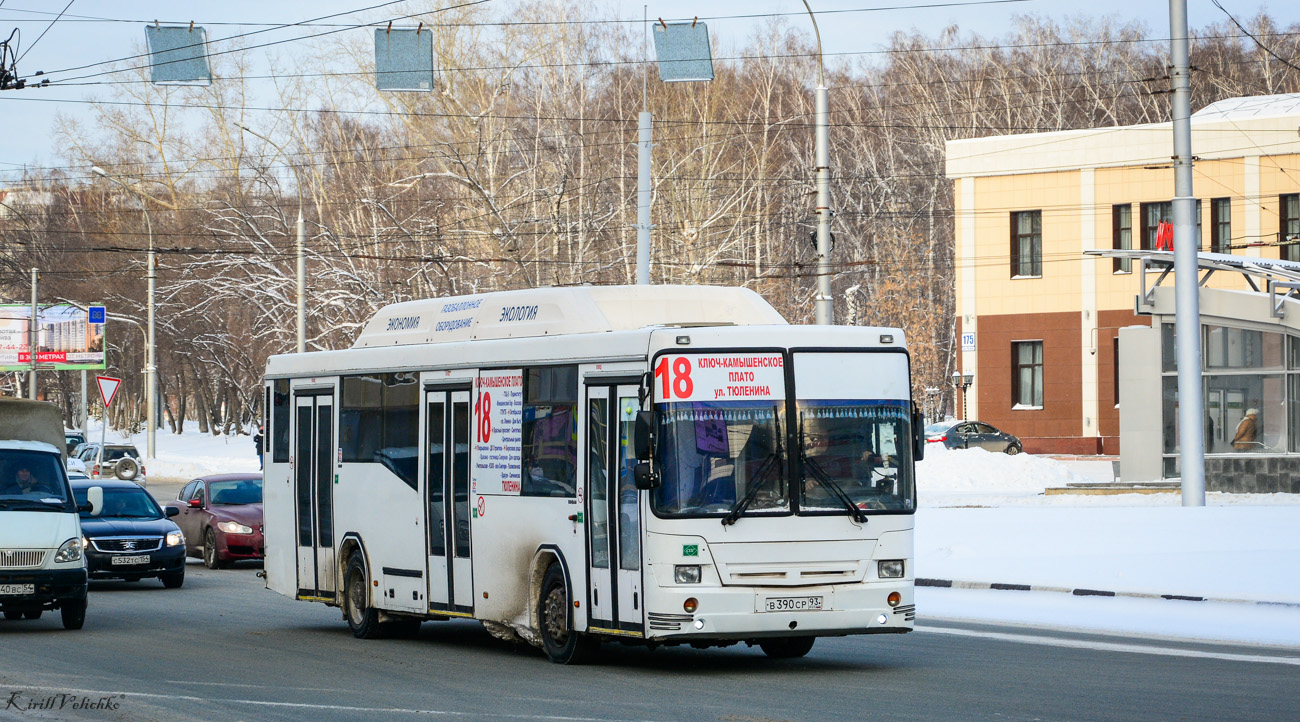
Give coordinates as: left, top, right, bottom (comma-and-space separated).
425, 387, 474, 615
583, 383, 644, 634
294, 391, 336, 600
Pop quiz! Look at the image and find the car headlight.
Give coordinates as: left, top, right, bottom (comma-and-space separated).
217, 521, 253, 535
166, 530, 185, 547
56, 537, 84, 563
878, 560, 905, 579
674, 565, 702, 584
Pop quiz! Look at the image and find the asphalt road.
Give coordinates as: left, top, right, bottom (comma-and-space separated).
1, 559, 1297, 722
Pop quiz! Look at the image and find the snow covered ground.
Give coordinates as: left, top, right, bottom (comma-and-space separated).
90, 423, 1300, 648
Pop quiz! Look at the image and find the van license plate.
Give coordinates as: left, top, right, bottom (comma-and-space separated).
0, 584, 35, 595
111, 555, 150, 565
763, 596, 823, 612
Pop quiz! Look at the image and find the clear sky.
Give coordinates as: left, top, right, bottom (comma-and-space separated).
0, 0, 1293, 181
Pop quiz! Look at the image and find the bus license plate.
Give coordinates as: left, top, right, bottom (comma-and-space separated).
764, 596, 823, 612
111, 555, 150, 566
0, 584, 36, 595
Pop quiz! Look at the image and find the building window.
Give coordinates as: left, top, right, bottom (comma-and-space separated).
1282, 194, 1299, 262
1141, 201, 1171, 251
1011, 210, 1042, 278
1211, 198, 1232, 254
1012, 341, 1044, 408
1112, 204, 1132, 273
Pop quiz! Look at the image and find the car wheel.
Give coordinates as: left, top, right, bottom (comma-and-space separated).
538, 564, 597, 664
23, 610, 41, 620
115, 457, 139, 480
203, 529, 226, 570
344, 553, 387, 639
3, 610, 23, 620
161, 568, 185, 589
1005, 444, 1022, 456
60, 599, 86, 630
758, 636, 816, 659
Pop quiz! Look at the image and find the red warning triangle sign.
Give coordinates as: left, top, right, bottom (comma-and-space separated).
96, 376, 122, 408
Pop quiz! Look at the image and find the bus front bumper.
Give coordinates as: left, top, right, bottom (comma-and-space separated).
643, 582, 914, 641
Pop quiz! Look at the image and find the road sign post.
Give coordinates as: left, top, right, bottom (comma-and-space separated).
95, 376, 122, 479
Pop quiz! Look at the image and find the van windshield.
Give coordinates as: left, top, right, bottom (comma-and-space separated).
0, 449, 73, 511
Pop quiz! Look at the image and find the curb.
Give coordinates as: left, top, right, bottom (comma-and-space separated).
916, 578, 1300, 609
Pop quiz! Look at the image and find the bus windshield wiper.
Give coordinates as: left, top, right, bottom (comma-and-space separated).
722, 453, 781, 526
803, 456, 868, 524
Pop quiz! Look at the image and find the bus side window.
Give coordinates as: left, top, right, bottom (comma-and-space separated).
521, 366, 577, 498
272, 379, 290, 463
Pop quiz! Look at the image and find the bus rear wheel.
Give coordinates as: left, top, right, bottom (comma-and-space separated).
538, 564, 596, 664
759, 636, 815, 659
344, 553, 387, 639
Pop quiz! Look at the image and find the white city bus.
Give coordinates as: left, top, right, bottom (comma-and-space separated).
262, 285, 919, 663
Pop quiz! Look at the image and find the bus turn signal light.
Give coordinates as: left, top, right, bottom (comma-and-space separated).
683, 597, 699, 613
888, 592, 901, 607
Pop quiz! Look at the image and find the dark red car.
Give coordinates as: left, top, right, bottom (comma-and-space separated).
164, 474, 264, 569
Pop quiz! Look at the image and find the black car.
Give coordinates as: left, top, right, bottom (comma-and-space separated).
70, 478, 186, 588
925, 420, 1023, 455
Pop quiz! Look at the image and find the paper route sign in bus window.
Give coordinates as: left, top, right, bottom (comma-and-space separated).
654, 353, 785, 403
473, 370, 523, 495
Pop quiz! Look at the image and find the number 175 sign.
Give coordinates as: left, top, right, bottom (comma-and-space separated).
654, 353, 785, 402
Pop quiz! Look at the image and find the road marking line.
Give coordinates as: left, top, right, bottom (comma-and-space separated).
0, 684, 665, 721
916, 625, 1300, 666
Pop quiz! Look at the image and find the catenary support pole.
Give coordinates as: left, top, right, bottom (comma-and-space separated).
29, 267, 37, 399
1170, 0, 1205, 506
803, 1, 833, 325
296, 214, 306, 352
637, 111, 652, 285
81, 370, 88, 439
145, 211, 156, 460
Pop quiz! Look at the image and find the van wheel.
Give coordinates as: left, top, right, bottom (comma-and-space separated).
61, 599, 86, 630
4, 610, 22, 620
759, 636, 816, 659
344, 553, 386, 639
538, 564, 596, 664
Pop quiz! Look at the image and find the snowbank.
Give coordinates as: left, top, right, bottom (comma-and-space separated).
83, 420, 260, 481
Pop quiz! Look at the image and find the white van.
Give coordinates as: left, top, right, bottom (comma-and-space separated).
0, 398, 100, 629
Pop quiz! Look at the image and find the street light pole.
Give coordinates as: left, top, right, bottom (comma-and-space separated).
29, 267, 37, 400
92, 166, 175, 460
803, 1, 833, 325
237, 124, 306, 353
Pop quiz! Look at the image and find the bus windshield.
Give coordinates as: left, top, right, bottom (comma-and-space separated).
797, 401, 914, 512
651, 401, 788, 518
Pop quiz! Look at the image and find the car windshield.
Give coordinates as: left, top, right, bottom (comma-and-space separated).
208, 479, 263, 505
652, 401, 788, 517
924, 422, 955, 435
0, 449, 73, 510
798, 401, 915, 512
75, 487, 163, 519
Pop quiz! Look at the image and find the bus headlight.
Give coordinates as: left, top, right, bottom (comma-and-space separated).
878, 560, 905, 579
674, 565, 701, 584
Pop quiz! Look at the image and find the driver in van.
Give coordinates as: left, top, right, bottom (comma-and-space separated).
4, 465, 53, 496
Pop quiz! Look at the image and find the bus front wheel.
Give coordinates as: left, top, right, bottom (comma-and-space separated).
538, 564, 596, 664
344, 554, 387, 639
759, 636, 815, 659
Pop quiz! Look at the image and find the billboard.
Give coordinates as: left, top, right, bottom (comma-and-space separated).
0, 304, 107, 371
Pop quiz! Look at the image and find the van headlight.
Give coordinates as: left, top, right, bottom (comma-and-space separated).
56, 537, 84, 563
674, 565, 702, 584
878, 560, 905, 579
166, 530, 185, 547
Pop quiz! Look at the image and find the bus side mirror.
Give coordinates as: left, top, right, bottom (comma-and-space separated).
634, 411, 654, 461
912, 406, 925, 462
633, 461, 659, 490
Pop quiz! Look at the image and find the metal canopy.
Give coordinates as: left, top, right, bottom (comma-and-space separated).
144, 25, 212, 86
652, 22, 714, 82
374, 28, 434, 92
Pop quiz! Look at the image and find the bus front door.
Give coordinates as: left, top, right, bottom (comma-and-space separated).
294, 391, 336, 601
425, 388, 474, 615
584, 383, 643, 635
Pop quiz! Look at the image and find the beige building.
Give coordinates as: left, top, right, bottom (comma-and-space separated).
945, 94, 1300, 456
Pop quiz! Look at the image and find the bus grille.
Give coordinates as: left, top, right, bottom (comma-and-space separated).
91, 537, 163, 553
0, 549, 46, 569
647, 612, 694, 631
892, 604, 916, 622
